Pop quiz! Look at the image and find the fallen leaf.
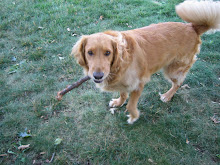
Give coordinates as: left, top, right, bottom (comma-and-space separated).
18, 144, 30, 150
126, 23, 132, 28
8, 63, 19, 74
7, 150, 16, 155
211, 101, 220, 105
11, 57, 16, 62
38, 26, 44, 29
11, 47, 16, 51
151, 1, 162, 6
99, 15, 104, 20
0, 154, 7, 157
19, 132, 32, 138
19, 128, 32, 138
71, 33, 77, 36
148, 158, 154, 163
54, 138, 62, 145
181, 84, 190, 89
186, 138, 190, 144
210, 114, 220, 124
40, 152, 46, 155
58, 57, 65, 60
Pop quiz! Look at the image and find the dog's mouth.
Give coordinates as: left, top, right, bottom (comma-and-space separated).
93, 79, 103, 83
90, 71, 108, 84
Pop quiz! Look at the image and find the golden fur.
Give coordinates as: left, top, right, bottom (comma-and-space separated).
72, 0, 220, 124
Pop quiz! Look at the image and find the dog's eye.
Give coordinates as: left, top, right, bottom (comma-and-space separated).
105, 51, 111, 56
88, 51, 93, 56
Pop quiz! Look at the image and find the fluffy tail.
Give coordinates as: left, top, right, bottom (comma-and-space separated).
176, 0, 220, 35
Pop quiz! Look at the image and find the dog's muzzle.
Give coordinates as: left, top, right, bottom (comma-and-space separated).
93, 72, 104, 83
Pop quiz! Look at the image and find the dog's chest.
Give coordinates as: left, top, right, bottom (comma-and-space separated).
121, 68, 140, 91
97, 64, 140, 92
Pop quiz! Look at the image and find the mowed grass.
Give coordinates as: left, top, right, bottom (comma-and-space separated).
0, 0, 219, 164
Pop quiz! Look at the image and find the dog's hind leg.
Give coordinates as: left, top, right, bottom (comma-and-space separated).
160, 56, 196, 102
160, 80, 181, 102
109, 92, 128, 108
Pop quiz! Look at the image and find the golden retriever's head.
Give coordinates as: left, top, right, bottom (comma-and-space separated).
72, 33, 120, 83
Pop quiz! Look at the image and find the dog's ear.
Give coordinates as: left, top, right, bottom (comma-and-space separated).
111, 39, 121, 72
111, 33, 135, 71
71, 36, 88, 68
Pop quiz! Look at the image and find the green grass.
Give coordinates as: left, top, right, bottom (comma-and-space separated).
0, 0, 219, 164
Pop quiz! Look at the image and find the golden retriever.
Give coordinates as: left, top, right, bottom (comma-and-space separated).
72, 0, 220, 124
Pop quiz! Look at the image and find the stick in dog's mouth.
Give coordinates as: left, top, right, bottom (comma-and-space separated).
56, 76, 91, 101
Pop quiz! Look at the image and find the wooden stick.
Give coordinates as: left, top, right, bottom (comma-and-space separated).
56, 76, 90, 101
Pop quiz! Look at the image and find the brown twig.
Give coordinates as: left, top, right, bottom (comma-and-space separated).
56, 76, 90, 101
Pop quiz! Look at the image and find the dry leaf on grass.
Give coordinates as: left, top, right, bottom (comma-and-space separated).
58, 57, 65, 60
210, 114, 220, 124
148, 158, 157, 164
186, 138, 190, 144
99, 15, 104, 20
18, 144, 30, 150
181, 84, 190, 89
54, 138, 62, 145
211, 101, 220, 105
151, 1, 162, 6
126, 23, 132, 28
0, 154, 7, 157
71, 33, 77, 36
185, 135, 190, 144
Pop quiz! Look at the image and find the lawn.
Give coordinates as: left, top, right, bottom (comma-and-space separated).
0, 0, 219, 164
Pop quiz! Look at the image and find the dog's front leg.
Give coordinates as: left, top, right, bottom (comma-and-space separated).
109, 92, 128, 108
126, 83, 144, 124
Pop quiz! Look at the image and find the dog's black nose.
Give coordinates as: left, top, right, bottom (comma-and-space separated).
93, 72, 104, 80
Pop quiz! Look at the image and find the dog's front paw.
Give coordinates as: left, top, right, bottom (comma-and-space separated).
126, 110, 140, 124
109, 98, 125, 108
127, 115, 139, 124
159, 92, 172, 102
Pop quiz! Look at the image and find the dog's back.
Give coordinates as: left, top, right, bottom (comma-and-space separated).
123, 22, 200, 74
